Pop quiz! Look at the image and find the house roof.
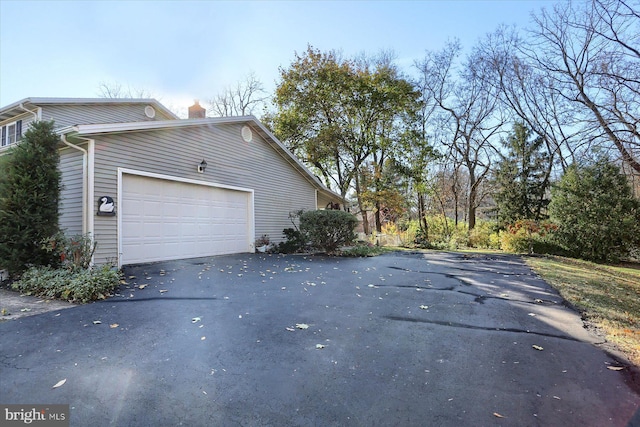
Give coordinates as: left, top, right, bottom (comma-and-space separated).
59, 115, 343, 202
0, 97, 179, 123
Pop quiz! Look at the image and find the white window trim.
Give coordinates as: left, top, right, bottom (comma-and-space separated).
1, 119, 23, 148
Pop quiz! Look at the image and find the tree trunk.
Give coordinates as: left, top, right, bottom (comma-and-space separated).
354, 175, 370, 235
468, 168, 477, 230
468, 193, 477, 230
418, 192, 428, 232
452, 178, 459, 227
375, 200, 382, 233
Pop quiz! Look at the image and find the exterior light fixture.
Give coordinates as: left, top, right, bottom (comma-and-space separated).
198, 159, 208, 173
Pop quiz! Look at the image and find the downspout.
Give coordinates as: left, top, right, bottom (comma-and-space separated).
18, 103, 39, 122
61, 133, 88, 235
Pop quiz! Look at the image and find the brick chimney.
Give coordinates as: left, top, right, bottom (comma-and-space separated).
188, 100, 206, 119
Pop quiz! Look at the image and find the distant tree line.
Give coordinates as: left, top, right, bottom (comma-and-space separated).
98, 0, 640, 261
262, 0, 640, 261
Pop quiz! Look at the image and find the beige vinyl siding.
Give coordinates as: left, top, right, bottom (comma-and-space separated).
317, 191, 338, 210
20, 115, 37, 132
40, 104, 174, 128
91, 123, 317, 265
58, 147, 84, 236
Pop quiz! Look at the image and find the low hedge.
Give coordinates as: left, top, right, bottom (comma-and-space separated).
12, 264, 121, 303
299, 210, 358, 253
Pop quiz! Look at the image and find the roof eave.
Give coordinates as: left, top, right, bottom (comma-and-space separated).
246, 119, 344, 201
58, 116, 344, 201
0, 97, 179, 121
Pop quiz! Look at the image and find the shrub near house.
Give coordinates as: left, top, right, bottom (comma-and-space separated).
299, 210, 358, 253
279, 210, 358, 254
12, 234, 121, 303
0, 121, 61, 275
0, 120, 121, 301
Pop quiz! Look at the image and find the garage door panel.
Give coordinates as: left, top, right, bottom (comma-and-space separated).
143, 223, 164, 239
122, 174, 251, 264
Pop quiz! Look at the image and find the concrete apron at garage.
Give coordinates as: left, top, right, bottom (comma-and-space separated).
0, 251, 638, 426
0, 289, 74, 321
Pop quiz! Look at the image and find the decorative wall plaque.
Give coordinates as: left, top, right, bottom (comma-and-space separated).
97, 196, 115, 216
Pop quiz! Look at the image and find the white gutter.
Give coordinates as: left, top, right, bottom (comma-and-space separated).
18, 103, 39, 122
60, 134, 88, 235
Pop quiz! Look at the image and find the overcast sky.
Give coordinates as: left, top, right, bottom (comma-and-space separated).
1, 0, 558, 114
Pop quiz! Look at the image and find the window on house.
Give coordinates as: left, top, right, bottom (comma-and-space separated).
1, 120, 22, 147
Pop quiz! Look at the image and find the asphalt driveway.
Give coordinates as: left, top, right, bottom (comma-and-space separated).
1, 251, 638, 426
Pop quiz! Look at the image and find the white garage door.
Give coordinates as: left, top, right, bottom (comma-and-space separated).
121, 174, 252, 264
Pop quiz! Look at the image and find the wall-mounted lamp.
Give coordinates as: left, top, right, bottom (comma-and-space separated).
198, 159, 208, 173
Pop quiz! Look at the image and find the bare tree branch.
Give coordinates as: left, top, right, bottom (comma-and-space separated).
416, 41, 503, 229
208, 71, 268, 117
526, 1, 640, 173
97, 81, 154, 99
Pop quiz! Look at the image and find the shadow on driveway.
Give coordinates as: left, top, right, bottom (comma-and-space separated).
1, 251, 638, 426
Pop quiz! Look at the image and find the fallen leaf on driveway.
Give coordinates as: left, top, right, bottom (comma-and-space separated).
159, 289, 168, 293
192, 317, 201, 323
20, 308, 31, 312
52, 379, 66, 389
285, 327, 295, 332
419, 305, 429, 310
109, 323, 119, 328
316, 344, 325, 349
93, 320, 102, 325
607, 366, 624, 371
532, 345, 544, 351
201, 336, 206, 340
138, 284, 148, 289
493, 412, 505, 418
296, 323, 309, 330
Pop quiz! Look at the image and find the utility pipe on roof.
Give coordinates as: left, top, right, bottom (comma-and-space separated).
61, 134, 88, 235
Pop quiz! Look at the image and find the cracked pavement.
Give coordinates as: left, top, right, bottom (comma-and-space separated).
1, 251, 638, 426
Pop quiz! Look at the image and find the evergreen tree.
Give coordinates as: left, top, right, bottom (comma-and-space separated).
549, 159, 640, 263
494, 122, 550, 227
0, 120, 62, 275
